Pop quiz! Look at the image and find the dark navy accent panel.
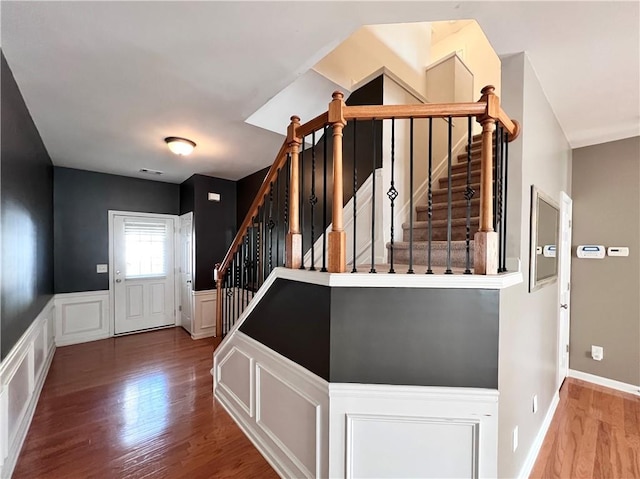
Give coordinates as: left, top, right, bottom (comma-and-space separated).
1, 52, 54, 359
330, 288, 499, 388
239, 278, 331, 380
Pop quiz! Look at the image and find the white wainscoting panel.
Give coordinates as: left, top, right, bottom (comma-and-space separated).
54, 291, 109, 346
329, 384, 499, 479
0, 298, 55, 479
191, 290, 217, 339
214, 331, 329, 478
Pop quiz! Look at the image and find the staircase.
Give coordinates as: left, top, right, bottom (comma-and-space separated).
390, 133, 487, 270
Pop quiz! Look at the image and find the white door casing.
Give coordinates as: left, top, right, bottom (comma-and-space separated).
179, 212, 194, 333
111, 212, 177, 335
557, 192, 572, 388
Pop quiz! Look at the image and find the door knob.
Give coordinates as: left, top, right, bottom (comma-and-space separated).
560, 303, 568, 309
186, 280, 192, 284
115, 279, 122, 283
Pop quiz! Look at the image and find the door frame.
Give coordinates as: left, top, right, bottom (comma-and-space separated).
108, 210, 180, 336
178, 211, 195, 331
556, 192, 572, 389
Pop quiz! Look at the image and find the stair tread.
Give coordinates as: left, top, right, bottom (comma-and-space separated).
402, 217, 479, 228
389, 240, 474, 250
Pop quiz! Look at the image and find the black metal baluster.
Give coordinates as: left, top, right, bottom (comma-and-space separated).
388, 118, 397, 274
275, 173, 280, 268
284, 155, 290, 266
232, 254, 237, 324
370, 119, 377, 273
496, 123, 503, 273
464, 116, 474, 274
445, 116, 453, 274
268, 184, 274, 274
352, 119, 358, 273
426, 118, 433, 274
493, 124, 498, 234
261, 197, 267, 282
299, 141, 305, 269
502, 134, 509, 272
236, 252, 241, 321
309, 131, 317, 271
408, 118, 415, 274
321, 125, 328, 272
241, 238, 246, 311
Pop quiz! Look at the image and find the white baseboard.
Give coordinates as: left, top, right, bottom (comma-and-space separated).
517, 391, 560, 479
54, 291, 110, 347
0, 298, 56, 479
569, 369, 640, 396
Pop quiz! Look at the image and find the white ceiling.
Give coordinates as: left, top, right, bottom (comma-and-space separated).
2, 2, 638, 183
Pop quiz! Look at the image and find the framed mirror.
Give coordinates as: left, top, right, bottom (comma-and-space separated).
530, 186, 560, 292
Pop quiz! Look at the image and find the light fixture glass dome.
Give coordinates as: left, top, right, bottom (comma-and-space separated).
164, 136, 196, 156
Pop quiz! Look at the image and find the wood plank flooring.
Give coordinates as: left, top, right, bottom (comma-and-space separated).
13, 327, 278, 479
531, 377, 640, 479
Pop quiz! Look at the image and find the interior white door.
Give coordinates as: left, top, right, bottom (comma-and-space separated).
113, 215, 176, 334
557, 192, 573, 387
179, 212, 194, 333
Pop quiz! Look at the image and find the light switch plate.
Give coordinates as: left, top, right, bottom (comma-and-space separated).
607, 246, 629, 257
96, 264, 108, 273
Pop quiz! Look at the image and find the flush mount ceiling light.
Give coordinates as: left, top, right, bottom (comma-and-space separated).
164, 136, 196, 156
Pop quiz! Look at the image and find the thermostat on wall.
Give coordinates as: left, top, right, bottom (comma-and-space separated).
607, 247, 629, 257
576, 245, 605, 259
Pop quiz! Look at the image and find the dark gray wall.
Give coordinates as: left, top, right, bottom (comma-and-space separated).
54, 167, 180, 293
239, 279, 331, 379
1, 53, 54, 359
180, 174, 236, 291
236, 166, 269, 228
239, 278, 499, 388
330, 287, 500, 388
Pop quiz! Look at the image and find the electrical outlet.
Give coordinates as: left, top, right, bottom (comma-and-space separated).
513, 426, 519, 452
96, 264, 108, 273
591, 345, 604, 361
533, 395, 538, 414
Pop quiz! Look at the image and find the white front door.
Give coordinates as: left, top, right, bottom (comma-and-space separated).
179, 212, 194, 333
557, 192, 573, 388
113, 214, 176, 334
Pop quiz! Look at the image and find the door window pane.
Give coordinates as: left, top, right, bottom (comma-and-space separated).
124, 221, 167, 278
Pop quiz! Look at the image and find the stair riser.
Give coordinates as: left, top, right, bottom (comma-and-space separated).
439, 173, 481, 188
431, 187, 481, 203
417, 203, 480, 222
391, 246, 474, 268
403, 224, 479, 242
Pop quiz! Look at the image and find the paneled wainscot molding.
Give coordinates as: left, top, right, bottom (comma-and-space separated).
0, 298, 55, 479
54, 291, 110, 346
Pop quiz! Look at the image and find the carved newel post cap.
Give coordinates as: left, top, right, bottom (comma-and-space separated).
290, 115, 301, 123
481, 85, 496, 95
332, 91, 344, 101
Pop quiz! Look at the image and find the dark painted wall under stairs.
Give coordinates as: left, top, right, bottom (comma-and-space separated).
240, 278, 499, 388
1, 52, 54, 359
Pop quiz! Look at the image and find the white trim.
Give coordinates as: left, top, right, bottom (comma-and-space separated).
108, 210, 180, 337
0, 298, 55, 479
192, 289, 216, 296
568, 369, 640, 396
329, 383, 499, 402
517, 391, 560, 479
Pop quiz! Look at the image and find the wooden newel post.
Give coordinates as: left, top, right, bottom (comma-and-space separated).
474, 85, 499, 275
286, 115, 302, 269
328, 91, 347, 273
214, 263, 223, 337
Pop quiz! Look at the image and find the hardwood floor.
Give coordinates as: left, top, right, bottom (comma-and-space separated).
531, 378, 640, 479
13, 327, 278, 479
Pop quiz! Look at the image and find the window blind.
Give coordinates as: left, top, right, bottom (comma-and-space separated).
124, 221, 167, 278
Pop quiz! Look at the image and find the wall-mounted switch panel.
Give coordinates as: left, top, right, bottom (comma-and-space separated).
543, 245, 556, 258
208, 192, 221, 202
607, 247, 629, 257
591, 345, 604, 361
577, 245, 605, 259
512, 426, 519, 452
96, 264, 108, 273
532, 395, 538, 414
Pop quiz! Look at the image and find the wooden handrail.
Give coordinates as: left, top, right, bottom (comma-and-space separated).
217, 139, 288, 276
298, 111, 329, 138
344, 103, 486, 120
